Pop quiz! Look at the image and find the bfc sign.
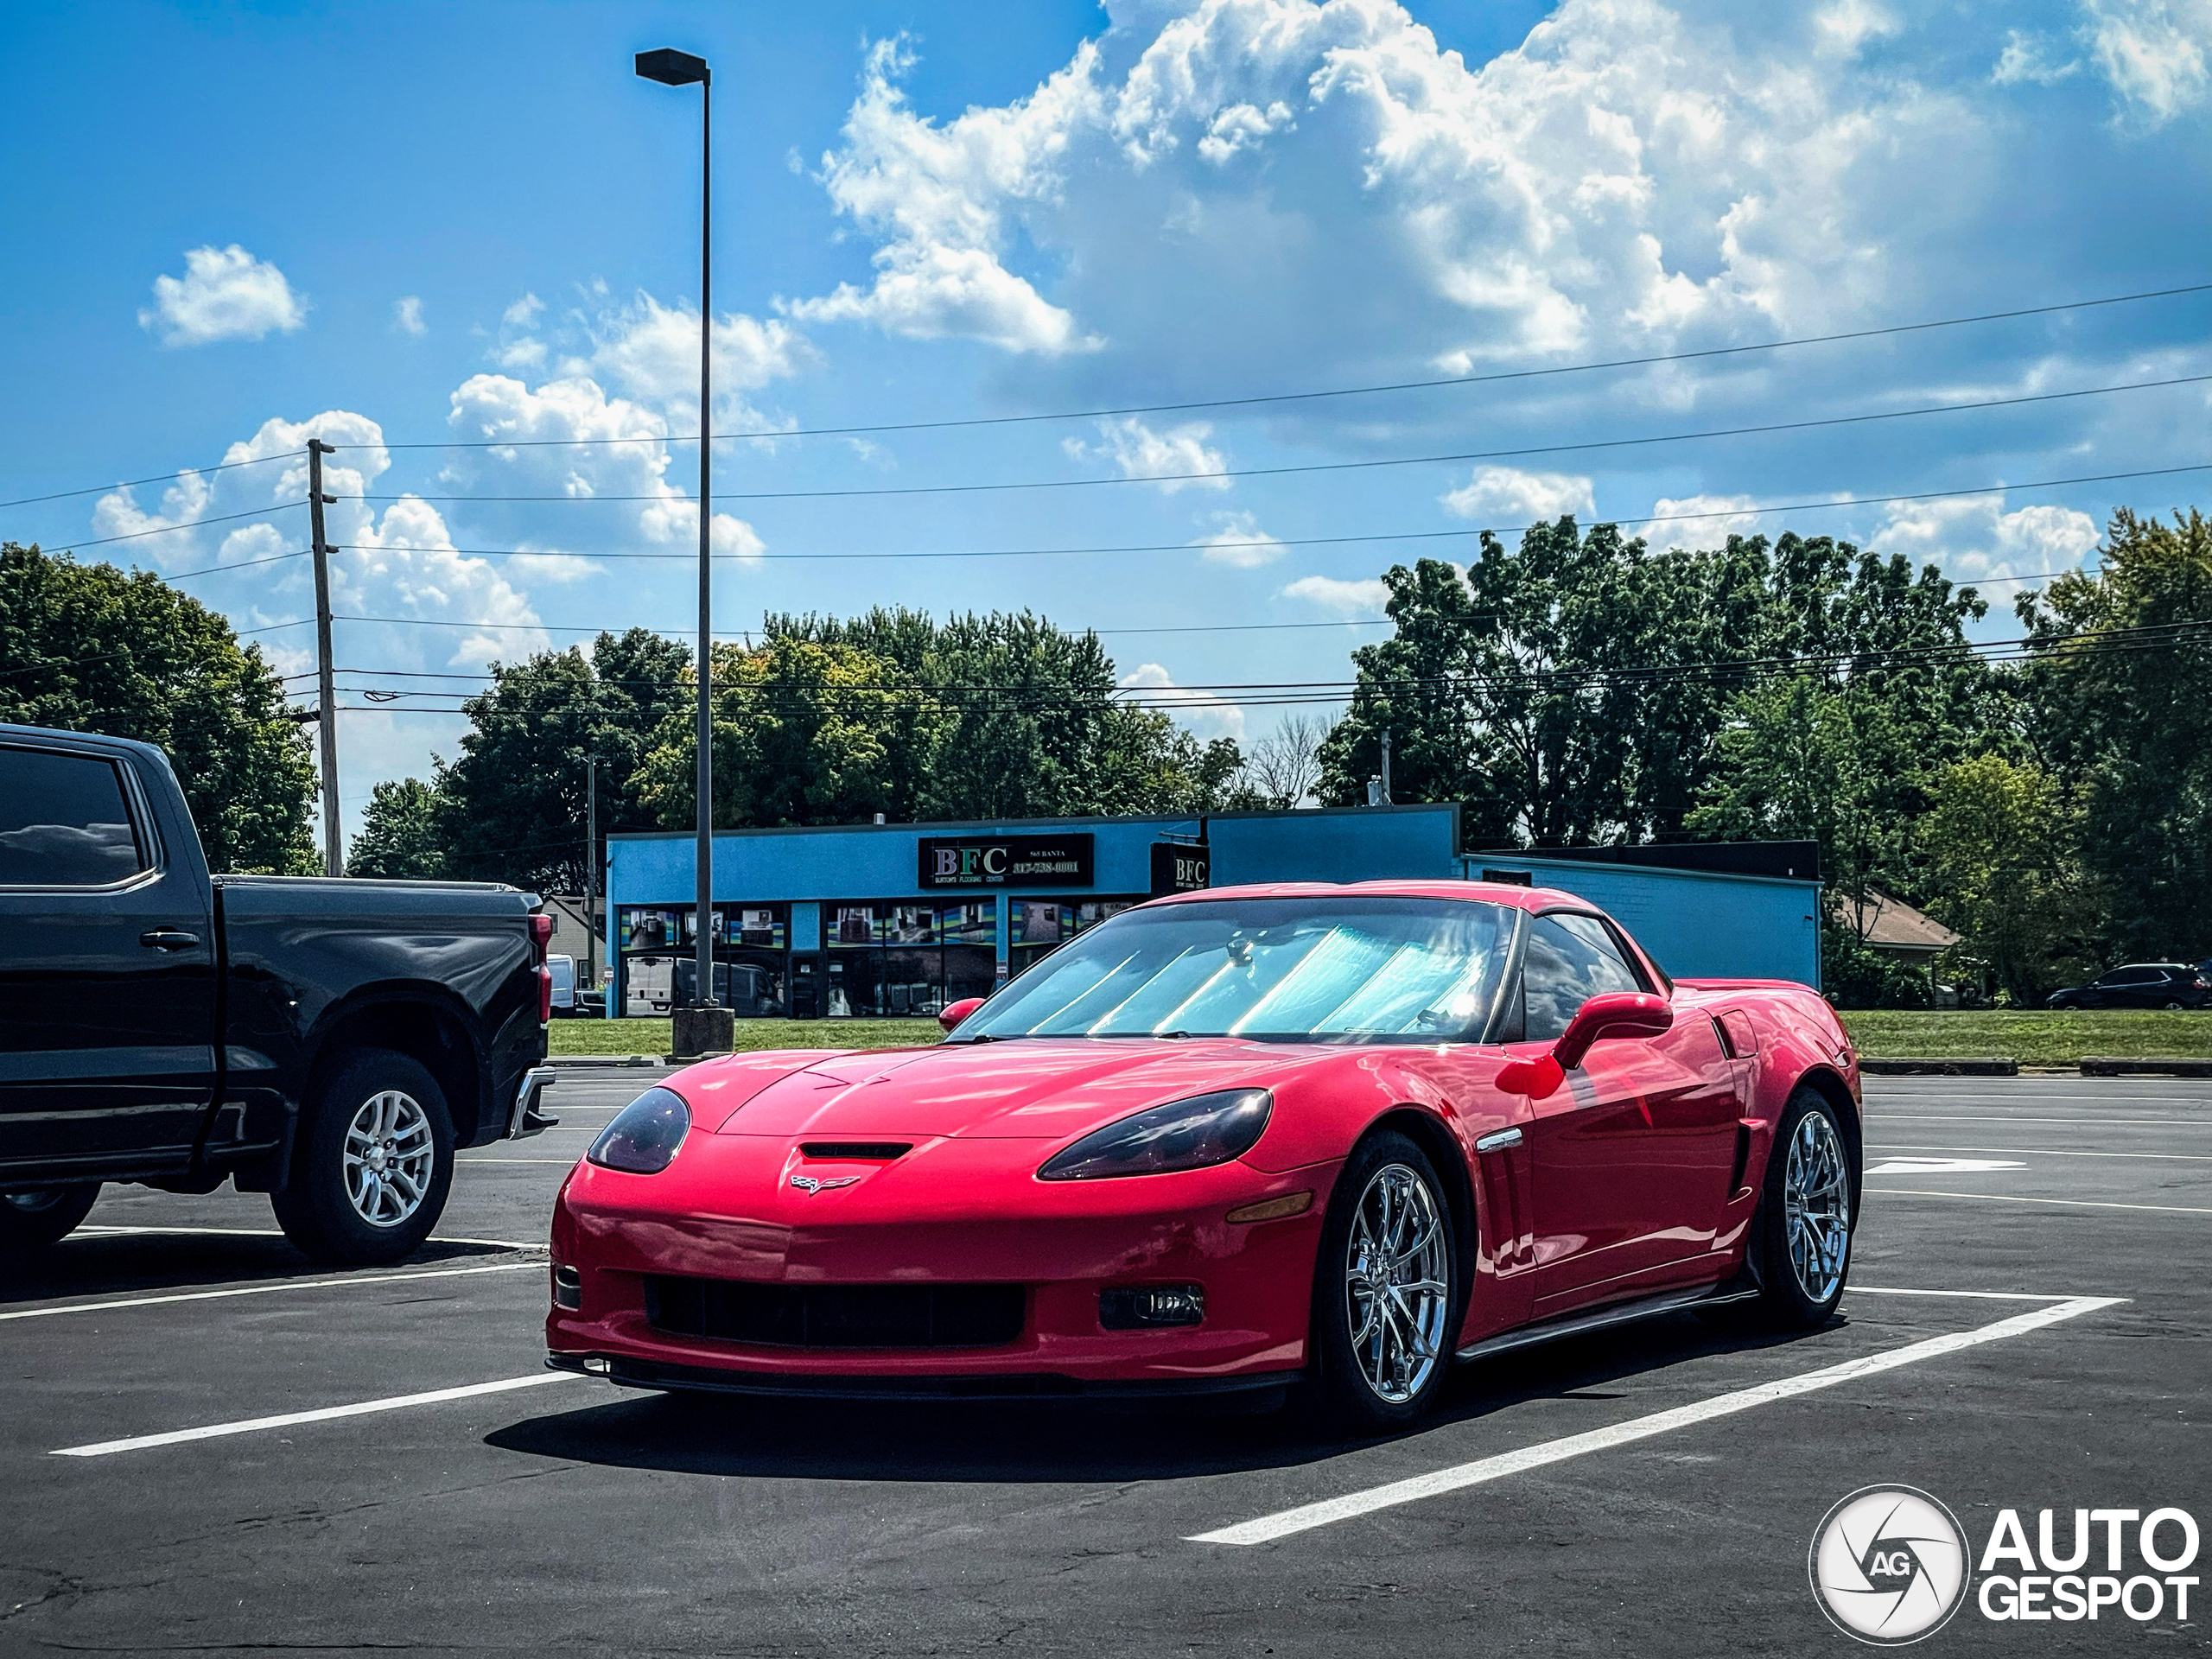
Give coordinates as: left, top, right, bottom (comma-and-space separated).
918, 834, 1095, 890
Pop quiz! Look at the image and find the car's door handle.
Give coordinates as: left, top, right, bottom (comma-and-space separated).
139, 928, 201, 950
1475, 1127, 1523, 1154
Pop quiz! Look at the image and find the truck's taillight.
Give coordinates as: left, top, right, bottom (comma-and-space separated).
537, 964, 553, 1024
530, 912, 553, 959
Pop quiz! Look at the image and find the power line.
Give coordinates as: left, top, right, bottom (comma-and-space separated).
288, 620, 2212, 706
358, 283, 2212, 451
330, 374, 2212, 505
327, 462, 2212, 567
34, 502, 305, 555
0, 448, 305, 514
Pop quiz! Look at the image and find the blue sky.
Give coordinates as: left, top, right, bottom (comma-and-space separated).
3, 0, 2209, 839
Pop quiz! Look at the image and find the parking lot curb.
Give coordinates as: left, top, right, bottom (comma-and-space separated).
2080, 1056, 2212, 1077
1859, 1057, 2019, 1077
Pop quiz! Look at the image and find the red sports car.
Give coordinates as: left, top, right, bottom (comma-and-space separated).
547, 881, 1861, 1429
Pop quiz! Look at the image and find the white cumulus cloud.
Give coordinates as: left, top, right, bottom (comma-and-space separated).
1064, 416, 1230, 492
91, 410, 549, 669
1119, 661, 1246, 742
139, 245, 306, 346
1866, 496, 2101, 584
1192, 510, 1287, 567
785, 37, 1105, 354
392, 296, 427, 336
2080, 0, 2212, 123
1440, 466, 1596, 523
1646, 493, 1767, 544
1280, 574, 1391, 617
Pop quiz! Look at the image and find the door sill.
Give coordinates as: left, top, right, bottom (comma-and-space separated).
1455, 1279, 1758, 1363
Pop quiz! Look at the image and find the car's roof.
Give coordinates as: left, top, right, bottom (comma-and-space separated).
1144, 879, 1584, 913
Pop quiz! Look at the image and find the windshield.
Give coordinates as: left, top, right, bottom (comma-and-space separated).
958, 895, 1516, 1042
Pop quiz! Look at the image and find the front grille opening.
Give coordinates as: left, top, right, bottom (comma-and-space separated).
798, 1141, 912, 1160
645, 1276, 1025, 1349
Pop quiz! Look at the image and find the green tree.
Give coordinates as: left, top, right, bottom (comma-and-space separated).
2017, 508, 2212, 960
435, 628, 689, 890
739, 607, 1248, 821
1916, 753, 2094, 1002
1317, 522, 1994, 852
347, 778, 447, 879
635, 637, 911, 829
0, 543, 315, 872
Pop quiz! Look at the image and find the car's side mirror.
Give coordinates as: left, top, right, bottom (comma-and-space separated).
1497, 991, 1674, 1097
1553, 990, 1674, 1069
938, 996, 987, 1035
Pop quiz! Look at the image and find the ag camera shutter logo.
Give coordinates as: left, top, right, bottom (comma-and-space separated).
1809, 1486, 1972, 1644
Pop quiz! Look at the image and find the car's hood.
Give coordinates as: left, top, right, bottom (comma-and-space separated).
682, 1039, 1333, 1141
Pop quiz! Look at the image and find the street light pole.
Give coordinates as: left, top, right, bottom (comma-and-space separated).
636, 46, 724, 1053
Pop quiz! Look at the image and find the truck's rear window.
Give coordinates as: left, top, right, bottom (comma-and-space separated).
0, 747, 147, 886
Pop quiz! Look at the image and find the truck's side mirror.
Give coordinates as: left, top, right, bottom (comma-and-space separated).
938, 996, 987, 1035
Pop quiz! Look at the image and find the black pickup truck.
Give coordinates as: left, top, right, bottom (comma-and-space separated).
0, 722, 556, 1263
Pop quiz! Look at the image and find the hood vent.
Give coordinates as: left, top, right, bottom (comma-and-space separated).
798, 1141, 912, 1161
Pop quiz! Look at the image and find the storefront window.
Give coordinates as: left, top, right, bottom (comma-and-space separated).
825, 899, 996, 1018
619, 903, 791, 1017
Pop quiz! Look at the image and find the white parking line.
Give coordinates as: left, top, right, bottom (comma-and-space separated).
1871, 1142, 2212, 1161
0, 1259, 543, 1322
1869, 1187, 2212, 1217
1866, 1119, 2212, 1132
1187, 1294, 2123, 1547
52, 1372, 582, 1458
74, 1224, 541, 1249
1851, 1286, 2078, 1301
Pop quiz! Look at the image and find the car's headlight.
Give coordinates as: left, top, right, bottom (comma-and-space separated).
1038, 1089, 1272, 1181
587, 1086, 691, 1173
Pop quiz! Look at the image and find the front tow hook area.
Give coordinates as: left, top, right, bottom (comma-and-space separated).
507, 1067, 560, 1139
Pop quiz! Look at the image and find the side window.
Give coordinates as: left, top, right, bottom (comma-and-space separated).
1522, 913, 1645, 1042
2103, 967, 2154, 986
0, 747, 148, 887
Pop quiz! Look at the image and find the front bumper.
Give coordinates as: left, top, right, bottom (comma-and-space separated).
546, 1131, 1333, 1389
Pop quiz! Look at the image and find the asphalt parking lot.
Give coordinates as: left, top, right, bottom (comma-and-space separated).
4, 1073, 2207, 1656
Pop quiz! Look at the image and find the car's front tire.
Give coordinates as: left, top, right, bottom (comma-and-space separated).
1753, 1087, 1854, 1328
273, 1048, 454, 1266
1302, 1130, 1459, 1433
0, 1183, 100, 1250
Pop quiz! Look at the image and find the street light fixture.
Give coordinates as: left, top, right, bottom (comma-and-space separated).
635, 45, 725, 1055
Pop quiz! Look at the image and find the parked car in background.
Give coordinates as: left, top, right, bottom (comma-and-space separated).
0, 721, 558, 1262
2045, 963, 2212, 1010
548, 955, 576, 1017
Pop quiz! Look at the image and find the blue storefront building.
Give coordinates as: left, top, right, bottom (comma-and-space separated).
601, 806, 1822, 1020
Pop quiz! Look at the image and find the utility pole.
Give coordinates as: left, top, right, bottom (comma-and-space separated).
308, 439, 342, 877
1380, 727, 1393, 806
585, 754, 599, 987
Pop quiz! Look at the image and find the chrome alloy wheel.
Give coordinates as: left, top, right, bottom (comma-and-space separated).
1344, 1162, 1451, 1405
342, 1090, 435, 1229
1782, 1109, 1851, 1304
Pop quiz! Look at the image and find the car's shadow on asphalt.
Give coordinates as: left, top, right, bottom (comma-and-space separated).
485, 1308, 1847, 1483
3, 1230, 517, 1306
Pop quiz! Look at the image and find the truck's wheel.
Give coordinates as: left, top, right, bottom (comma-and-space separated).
273, 1048, 454, 1266
1751, 1087, 1855, 1329
0, 1184, 100, 1250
